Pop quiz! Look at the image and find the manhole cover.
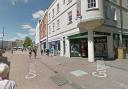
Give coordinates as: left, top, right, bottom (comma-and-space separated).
50, 75, 68, 86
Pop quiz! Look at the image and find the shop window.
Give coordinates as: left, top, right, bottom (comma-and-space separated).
94, 37, 108, 58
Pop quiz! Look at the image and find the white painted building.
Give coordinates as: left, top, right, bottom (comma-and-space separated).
35, 21, 40, 47
45, 0, 128, 62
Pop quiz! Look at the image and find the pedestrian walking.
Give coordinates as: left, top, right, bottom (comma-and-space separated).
11, 48, 13, 54
0, 63, 16, 89
33, 47, 37, 59
29, 49, 32, 59
41, 49, 43, 55
46, 49, 49, 56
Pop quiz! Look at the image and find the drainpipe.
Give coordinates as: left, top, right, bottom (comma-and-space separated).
119, 0, 123, 47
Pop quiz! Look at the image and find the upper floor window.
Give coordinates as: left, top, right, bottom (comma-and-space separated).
68, 0, 72, 4
57, 3, 60, 14
52, 23, 55, 32
63, 0, 65, 5
49, 26, 51, 34
49, 13, 51, 21
68, 11, 72, 24
52, 9, 55, 18
104, 3, 117, 21
87, 0, 96, 9
57, 19, 60, 30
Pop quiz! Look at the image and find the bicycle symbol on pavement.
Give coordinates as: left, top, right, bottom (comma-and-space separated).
92, 60, 110, 78
25, 62, 37, 79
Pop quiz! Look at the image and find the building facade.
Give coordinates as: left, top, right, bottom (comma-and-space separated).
39, 10, 48, 52
35, 21, 40, 48
39, 0, 128, 62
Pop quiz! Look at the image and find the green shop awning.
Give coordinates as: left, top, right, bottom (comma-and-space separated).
68, 32, 88, 39
94, 31, 111, 36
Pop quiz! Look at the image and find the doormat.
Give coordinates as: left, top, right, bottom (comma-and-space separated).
70, 70, 88, 77
50, 74, 69, 86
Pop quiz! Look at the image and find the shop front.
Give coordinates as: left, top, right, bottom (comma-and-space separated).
94, 37, 108, 58
70, 38, 88, 57
49, 40, 60, 55
68, 32, 109, 58
40, 41, 46, 53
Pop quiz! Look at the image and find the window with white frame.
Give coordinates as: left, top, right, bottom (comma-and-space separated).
57, 3, 60, 14
57, 19, 60, 30
87, 0, 96, 9
104, 2, 117, 21
52, 9, 55, 18
68, 0, 72, 4
63, 0, 65, 4
52, 23, 55, 32
68, 11, 72, 24
49, 25, 51, 34
49, 13, 51, 21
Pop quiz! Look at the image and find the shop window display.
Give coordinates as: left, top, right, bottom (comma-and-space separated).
94, 37, 108, 58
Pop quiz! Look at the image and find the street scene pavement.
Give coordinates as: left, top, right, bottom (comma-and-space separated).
3, 50, 128, 89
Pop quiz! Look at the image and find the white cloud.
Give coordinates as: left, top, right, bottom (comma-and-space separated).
20, 24, 32, 29
20, 24, 36, 36
12, 1, 16, 6
29, 32, 35, 36
16, 33, 28, 38
10, 0, 29, 6
32, 10, 44, 19
28, 28, 36, 36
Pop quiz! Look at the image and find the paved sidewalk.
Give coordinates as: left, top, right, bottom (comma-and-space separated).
105, 59, 128, 71
38, 54, 128, 89
4, 51, 128, 89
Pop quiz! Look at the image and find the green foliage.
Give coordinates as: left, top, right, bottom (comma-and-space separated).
23, 36, 32, 48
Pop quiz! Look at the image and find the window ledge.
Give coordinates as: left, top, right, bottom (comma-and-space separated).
86, 8, 99, 12
67, 1, 72, 5
67, 21, 72, 25
57, 28, 60, 30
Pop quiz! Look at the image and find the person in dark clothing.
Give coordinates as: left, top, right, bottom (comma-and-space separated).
33, 48, 37, 59
46, 49, 49, 56
29, 49, 32, 59
41, 49, 43, 55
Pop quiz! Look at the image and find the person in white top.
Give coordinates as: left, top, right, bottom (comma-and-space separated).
0, 63, 16, 89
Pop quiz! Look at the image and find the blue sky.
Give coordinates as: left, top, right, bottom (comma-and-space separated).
0, 0, 52, 41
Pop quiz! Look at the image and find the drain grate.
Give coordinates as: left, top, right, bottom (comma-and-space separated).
50, 75, 69, 86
